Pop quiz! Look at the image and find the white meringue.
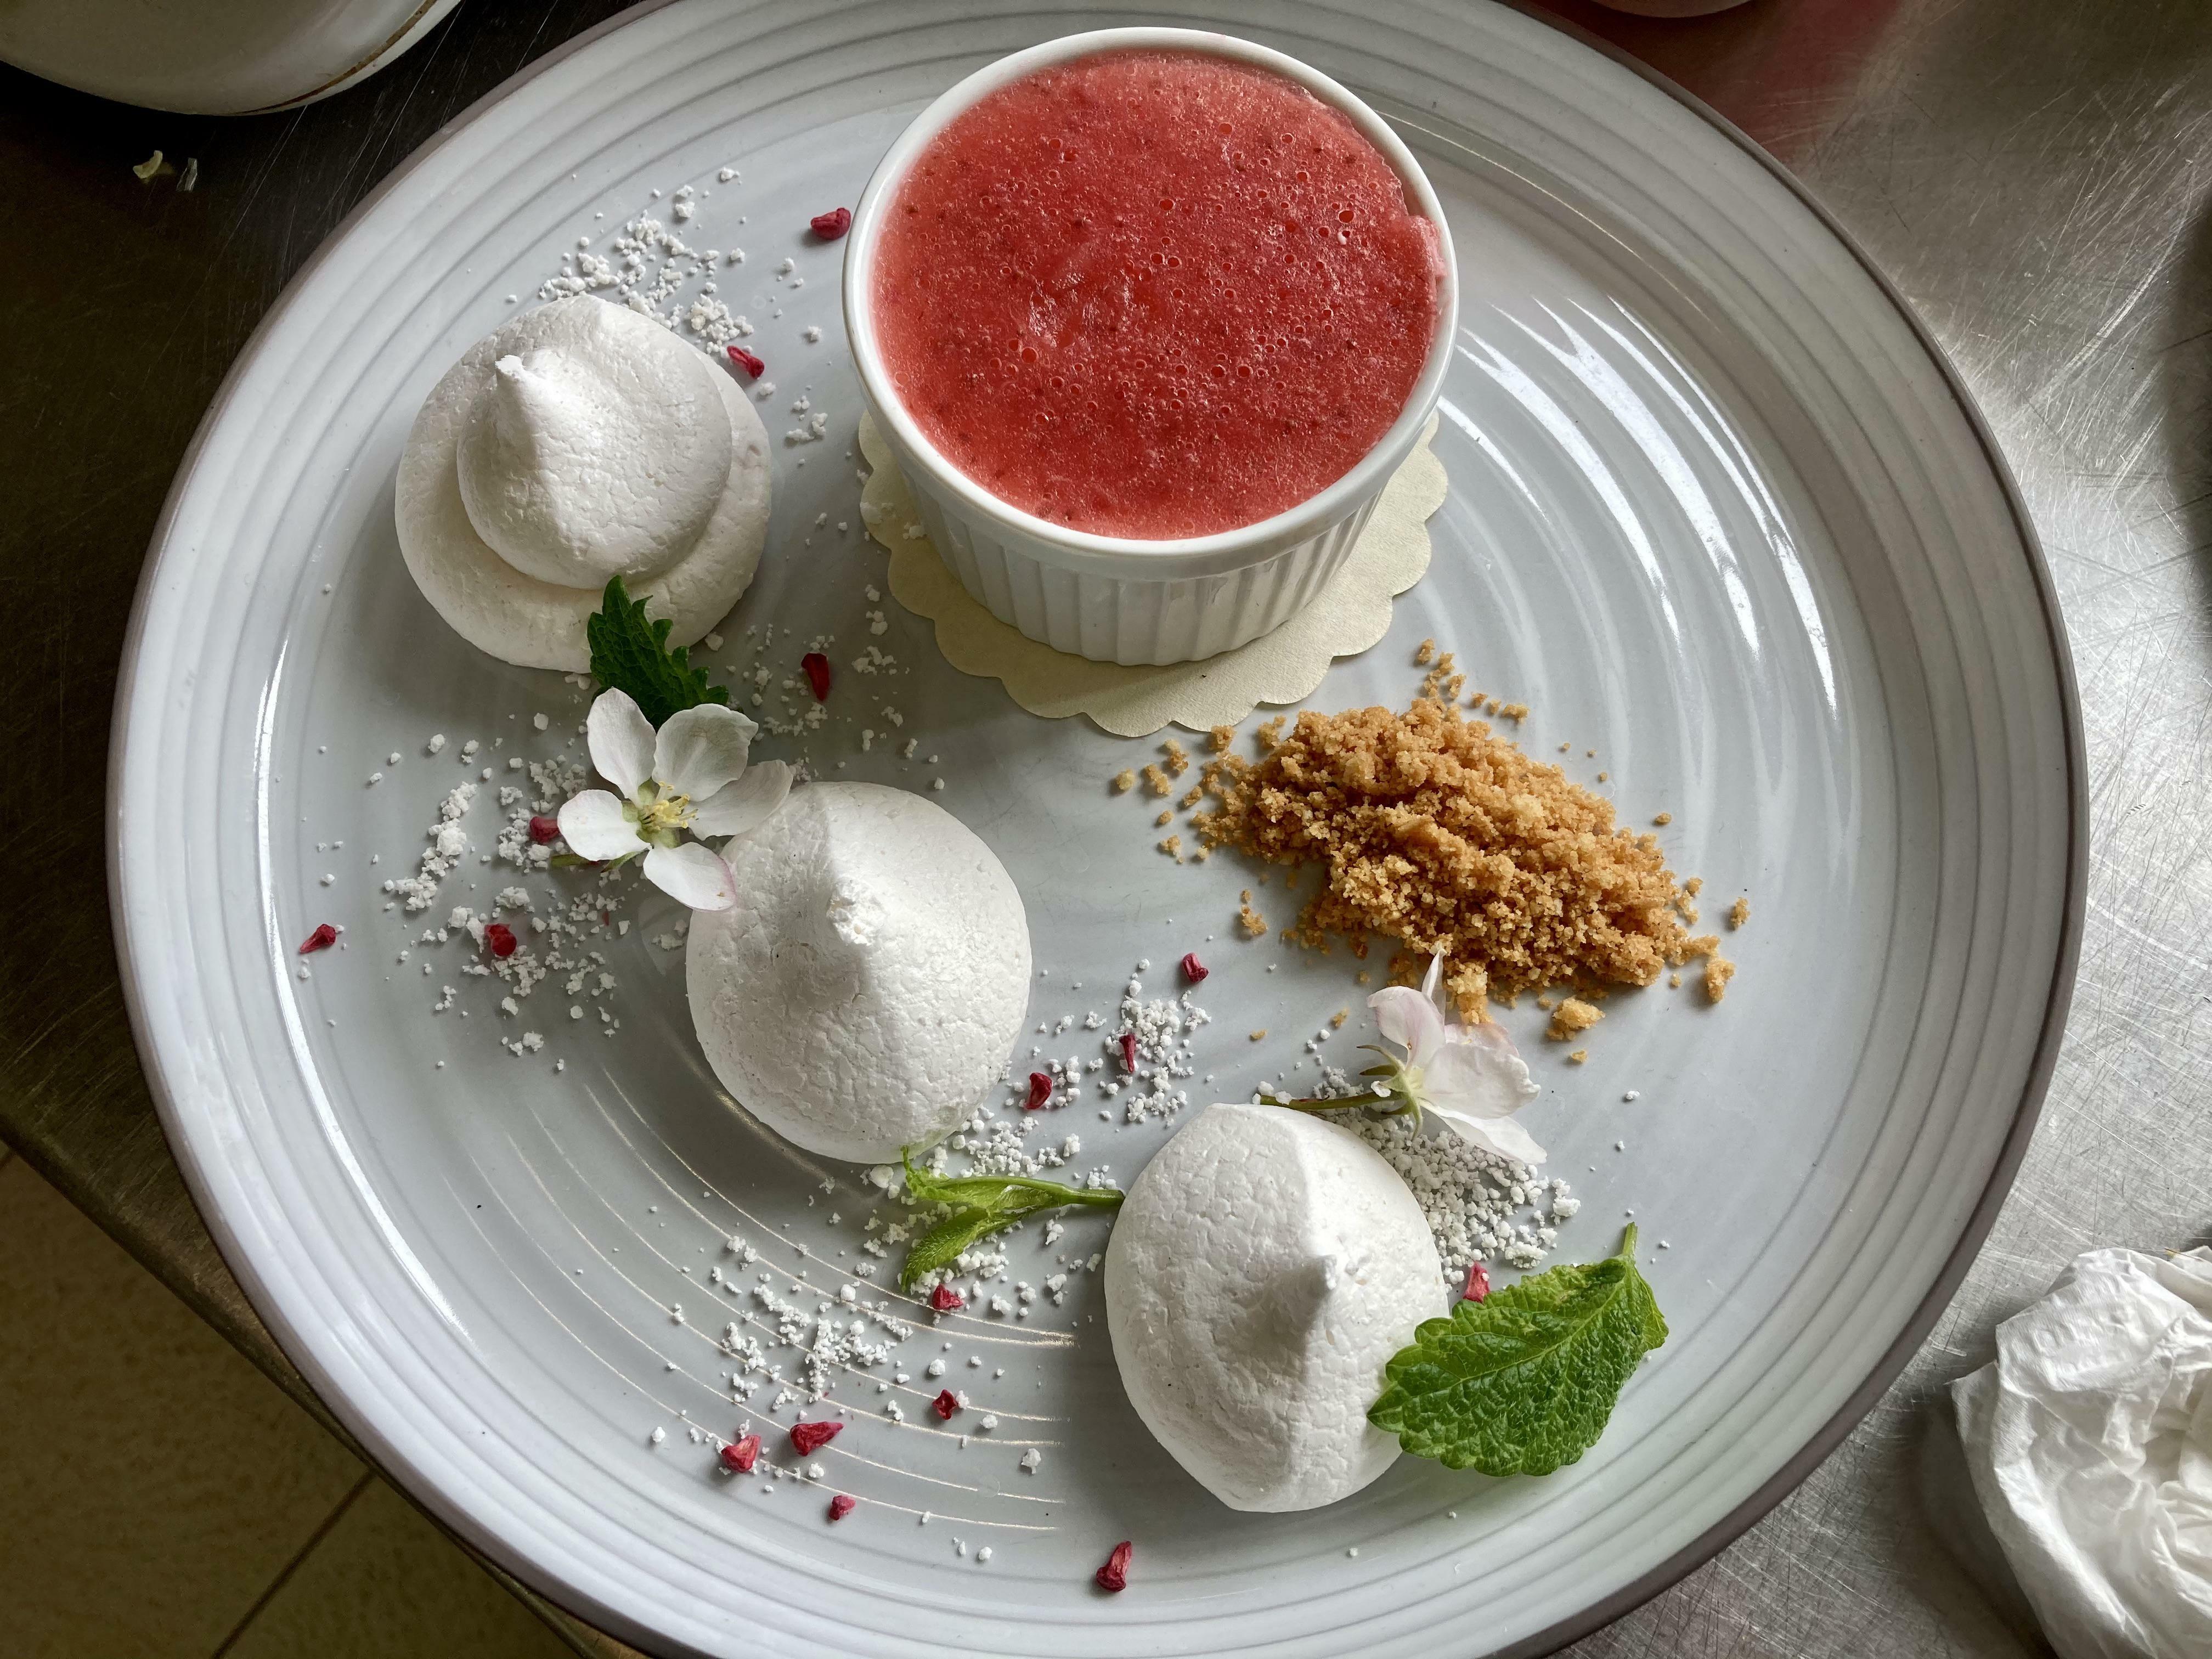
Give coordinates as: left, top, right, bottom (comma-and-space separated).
397, 297, 768, 669
685, 783, 1031, 1164
1105, 1102, 1446, 1512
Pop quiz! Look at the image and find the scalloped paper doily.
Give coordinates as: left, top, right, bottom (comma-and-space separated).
858, 414, 1446, 737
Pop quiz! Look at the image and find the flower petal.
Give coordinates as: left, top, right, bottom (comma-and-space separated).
556, 790, 641, 861
1424, 1026, 1542, 1119
587, 689, 657, 797
1420, 949, 1445, 1006
1429, 1104, 1548, 1167
654, 703, 760, 800
691, 760, 793, 839
644, 840, 736, 911
1369, 985, 1445, 1067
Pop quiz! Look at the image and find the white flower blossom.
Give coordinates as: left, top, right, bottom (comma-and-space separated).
1363, 952, 1545, 1164
557, 689, 791, 910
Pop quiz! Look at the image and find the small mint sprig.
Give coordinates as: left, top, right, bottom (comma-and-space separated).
585, 575, 728, 727
1368, 1226, 1667, 1476
896, 1152, 1124, 1293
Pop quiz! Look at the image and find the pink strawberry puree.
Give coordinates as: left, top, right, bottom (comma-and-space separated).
871, 50, 1444, 540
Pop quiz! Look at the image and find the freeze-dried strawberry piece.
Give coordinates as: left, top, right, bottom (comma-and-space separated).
1095, 1539, 1132, 1592
719, 1434, 760, 1474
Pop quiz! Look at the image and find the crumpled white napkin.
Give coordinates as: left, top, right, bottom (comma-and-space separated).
1953, 1246, 2212, 1659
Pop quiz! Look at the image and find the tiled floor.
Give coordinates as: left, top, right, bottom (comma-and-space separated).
0, 1147, 575, 1659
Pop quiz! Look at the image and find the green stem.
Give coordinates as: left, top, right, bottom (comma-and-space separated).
983, 1178, 1124, 1208
1262, 1091, 1410, 1116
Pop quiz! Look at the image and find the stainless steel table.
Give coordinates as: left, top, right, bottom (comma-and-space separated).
5, 2, 2204, 1653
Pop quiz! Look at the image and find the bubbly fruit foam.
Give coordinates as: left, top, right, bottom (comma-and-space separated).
872, 50, 1443, 540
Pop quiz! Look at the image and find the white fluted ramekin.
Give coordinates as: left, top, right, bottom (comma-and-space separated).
844, 27, 1458, 666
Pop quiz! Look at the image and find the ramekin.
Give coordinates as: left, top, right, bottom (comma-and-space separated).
843, 27, 1459, 666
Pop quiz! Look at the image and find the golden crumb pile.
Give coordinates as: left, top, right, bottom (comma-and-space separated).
1547, 997, 1604, 1042
1237, 889, 1268, 938
1193, 694, 1720, 1014
1705, 955, 1736, 1001
1729, 895, 1751, 929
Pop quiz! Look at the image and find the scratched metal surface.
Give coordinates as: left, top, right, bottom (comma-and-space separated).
1, 1, 2205, 1654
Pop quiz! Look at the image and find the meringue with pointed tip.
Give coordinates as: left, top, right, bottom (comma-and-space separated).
1106, 1106, 1451, 1522
685, 783, 1030, 1163
396, 296, 769, 668
1105, 1102, 1446, 1511
556, 688, 792, 911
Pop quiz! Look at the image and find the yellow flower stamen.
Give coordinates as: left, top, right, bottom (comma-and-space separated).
625, 782, 697, 848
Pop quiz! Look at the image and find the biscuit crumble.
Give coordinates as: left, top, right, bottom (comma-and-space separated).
1192, 692, 1722, 1019
1547, 998, 1604, 1042
1705, 955, 1736, 1001
1236, 889, 1268, 938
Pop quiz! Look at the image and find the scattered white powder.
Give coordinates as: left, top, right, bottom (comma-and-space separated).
382, 782, 476, 911
1098, 963, 1210, 1123
1345, 1111, 1579, 1282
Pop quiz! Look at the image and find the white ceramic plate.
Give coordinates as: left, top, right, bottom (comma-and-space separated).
110, 3, 2082, 1656
1, 0, 463, 114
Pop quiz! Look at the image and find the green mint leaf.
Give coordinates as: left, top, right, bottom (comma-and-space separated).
900, 1206, 1016, 1291
902, 1160, 1123, 1213
585, 575, 729, 727
896, 1153, 1123, 1291
1368, 1226, 1666, 1476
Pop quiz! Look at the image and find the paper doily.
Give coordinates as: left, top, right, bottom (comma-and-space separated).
859, 414, 1447, 737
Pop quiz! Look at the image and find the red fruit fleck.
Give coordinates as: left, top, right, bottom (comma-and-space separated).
809, 206, 852, 240
827, 1493, 856, 1521
528, 815, 561, 845
1462, 1260, 1491, 1302
298, 923, 338, 955
484, 922, 518, 959
1095, 1539, 1132, 1593
726, 344, 765, 377
1180, 952, 1209, 984
791, 1420, 842, 1455
1118, 1032, 1138, 1071
1023, 1070, 1052, 1111
931, 1389, 960, 1421
801, 651, 832, 701
929, 1283, 964, 1313
719, 1433, 760, 1474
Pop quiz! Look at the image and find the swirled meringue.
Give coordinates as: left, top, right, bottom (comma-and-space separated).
397, 296, 768, 669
